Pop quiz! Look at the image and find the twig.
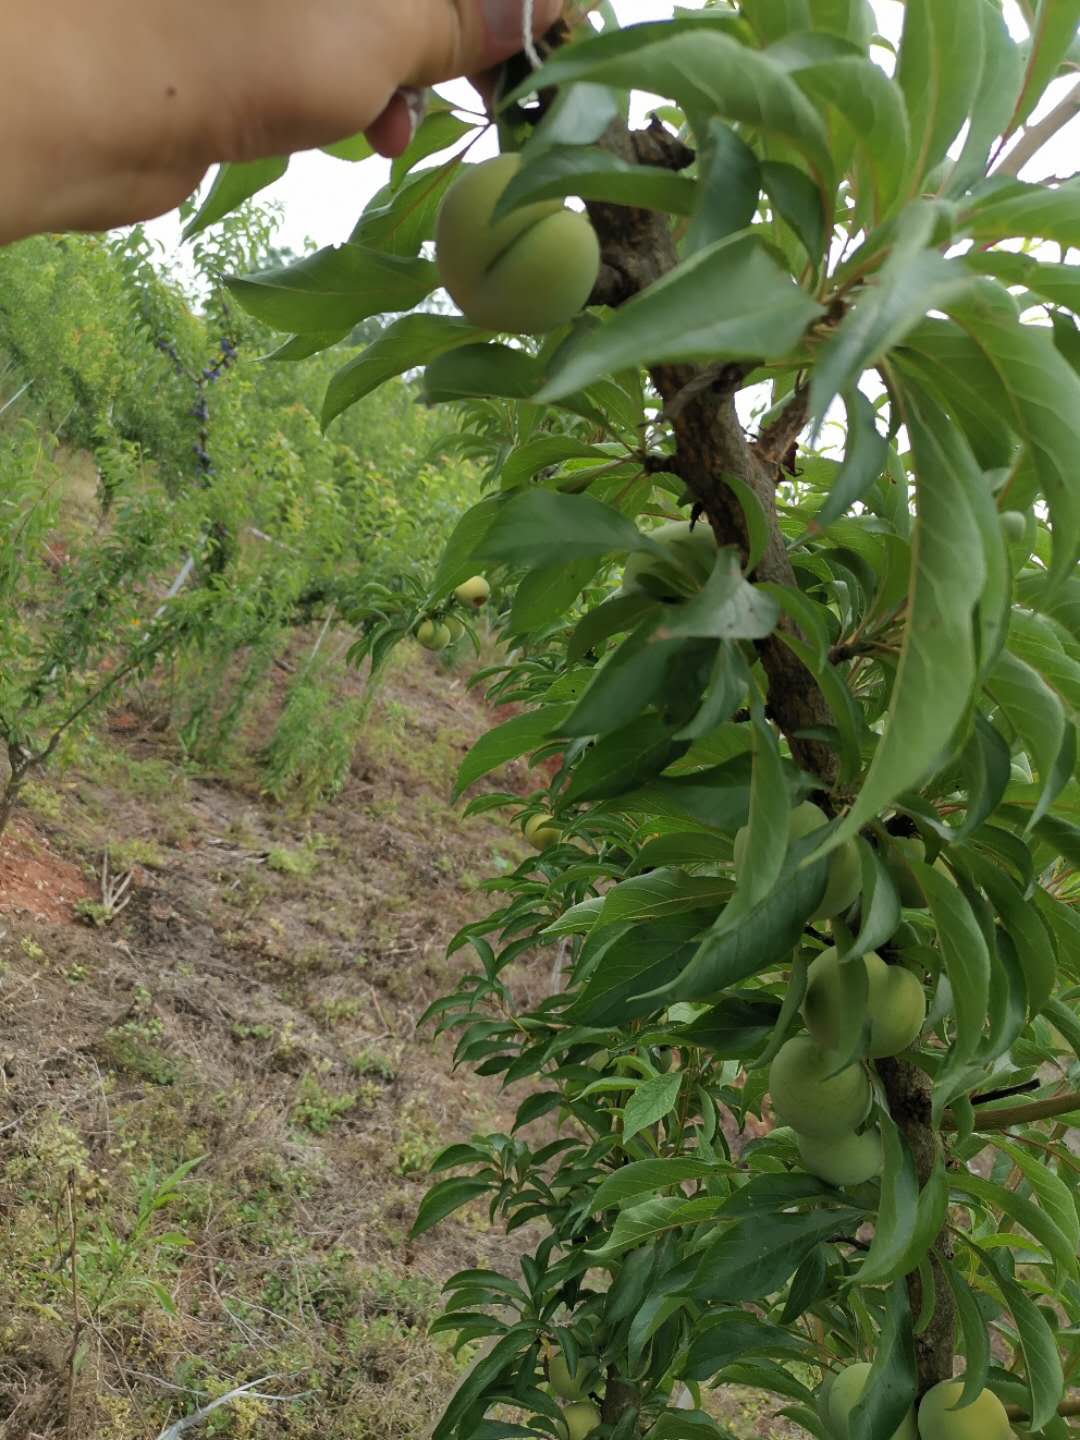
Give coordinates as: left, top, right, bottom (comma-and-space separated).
1006, 1398, 1080, 1421
971, 1079, 1040, 1105
949, 1090, 1080, 1132
154, 1375, 312, 1440
64, 1170, 82, 1439
993, 79, 1080, 177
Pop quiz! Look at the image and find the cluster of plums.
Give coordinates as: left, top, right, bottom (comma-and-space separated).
415, 575, 490, 652
545, 1352, 602, 1439
824, 1366, 1014, 1439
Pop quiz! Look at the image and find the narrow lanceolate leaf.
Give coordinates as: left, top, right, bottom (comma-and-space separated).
946, 2, 1022, 196
590, 1159, 722, 1214
849, 1281, 916, 1440
227, 246, 437, 332
947, 282, 1080, 591
989, 1136, 1080, 1258
826, 386, 985, 846
514, 24, 833, 181
657, 551, 780, 642
896, 0, 986, 186
809, 207, 973, 419
955, 1172, 1079, 1285
914, 863, 991, 1068
942, 1267, 990, 1409
183, 157, 288, 240
986, 651, 1069, 829
323, 314, 487, 426
809, 390, 889, 531
431, 1324, 538, 1440
686, 120, 762, 253
683, 1312, 808, 1383
477, 490, 652, 570
976, 1246, 1066, 1432
454, 705, 572, 797
690, 1209, 863, 1303
587, 1194, 725, 1259
728, 711, 789, 915
967, 178, 1080, 249
621, 1071, 683, 1144
411, 1177, 494, 1238
1007, 0, 1080, 134
854, 1114, 919, 1286
538, 236, 824, 401
495, 146, 697, 217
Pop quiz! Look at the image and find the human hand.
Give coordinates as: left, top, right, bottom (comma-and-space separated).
0, 0, 562, 244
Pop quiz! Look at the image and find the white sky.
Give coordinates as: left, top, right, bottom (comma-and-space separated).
144, 0, 1078, 271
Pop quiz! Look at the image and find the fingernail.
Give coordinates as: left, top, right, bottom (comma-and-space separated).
483, 0, 529, 50
400, 86, 427, 142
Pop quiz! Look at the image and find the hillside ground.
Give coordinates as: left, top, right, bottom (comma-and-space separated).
0, 629, 798, 1440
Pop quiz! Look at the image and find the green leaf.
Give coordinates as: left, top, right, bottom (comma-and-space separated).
228, 246, 437, 333
496, 146, 697, 216
431, 494, 506, 599
570, 916, 709, 1027
590, 1158, 722, 1214
423, 344, 544, 403
500, 436, 620, 491
945, 2, 1023, 195
323, 314, 486, 426
1009, 0, 1080, 134
727, 710, 790, 914
587, 1193, 727, 1261
683, 1311, 807, 1383
322, 133, 374, 163
897, 0, 986, 185
390, 111, 472, 189
987, 651, 1069, 829
956, 1172, 1079, 1285
827, 385, 985, 845
599, 869, 732, 925
656, 550, 780, 642
941, 1266, 990, 1409
967, 178, 1080, 248
809, 209, 973, 418
762, 161, 827, 266
989, 1136, 1080, 1257
847, 843, 901, 962
976, 1246, 1065, 1431
947, 282, 1080, 591
622, 1071, 683, 1144
854, 1113, 920, 1286
411, 1177, 493, 1238
690, 1209, 863, 1302
510, 561, 601, 634
659, 849, 828, 1001
518, 24, 833, 180
915, 863, 991, 1067
848, 1280, 917, 1440
559, 627, 692, 739
687, 121, 762, 253
431, 1324, 538, 1440
679, 994, 782, 1059
477, 490, 651, 570
538, 236, 824, 401
183, 158, 288, 240
454, 705, 572, 797
810, 391, 888, 532
350, 164, 457, 256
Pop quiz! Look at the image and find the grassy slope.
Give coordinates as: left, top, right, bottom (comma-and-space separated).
0, 640, 551, 1440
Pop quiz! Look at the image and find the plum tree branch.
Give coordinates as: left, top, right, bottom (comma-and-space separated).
584, 119, 837, 783
958, 1090, 1080, 1132
994, 79, 1080, 177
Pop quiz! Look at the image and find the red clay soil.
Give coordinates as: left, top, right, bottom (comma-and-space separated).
0, 818, 93, 923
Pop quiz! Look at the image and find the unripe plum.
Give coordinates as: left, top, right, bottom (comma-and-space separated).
917, 1380, 1012, 1440
999, 509, 1028, 545
436, 155, 600, 334
621, 520, 718, 599
826, 1362, 917, 1439
454, 575, 490, 608
734, 801, 861, 921
797, 1126, 882, 1187
558, 1400, 602, 1440
525, 813, 561, 849
886, 835, 929, 908
768, 1035, 871, 1139
416, 619, 451, 650
548, 1353, 591, 1401
803, 948, 926, 1058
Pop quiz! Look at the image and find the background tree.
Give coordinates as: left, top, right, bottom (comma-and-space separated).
218, 2, 1080, 1437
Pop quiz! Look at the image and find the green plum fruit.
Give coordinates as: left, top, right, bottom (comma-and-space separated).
454, 574, 490, 608
917, 1380, 1012, 1440
621, 519, 718, 599
559, 1400, 602, 1440
826, 1362, 917, 1439
435, 155, 600, 334
734, 801, 861, 921
416, 619, 451, 651
999, 509, 1027, 545
804, 948, 926, 1058
885, 835, 928, 908
524, 813, 561, 849
548, 1353, 592, 1401
797, 1127, 882, 1187
768, 1036, 871, 1139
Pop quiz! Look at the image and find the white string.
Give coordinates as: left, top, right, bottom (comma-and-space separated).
522, 0, 544, 70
